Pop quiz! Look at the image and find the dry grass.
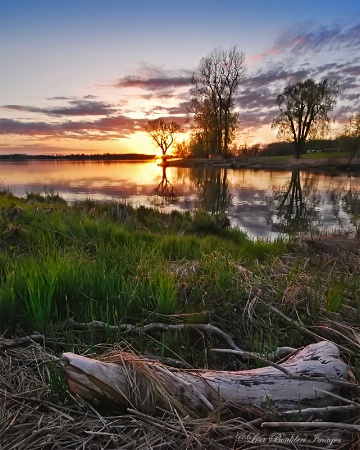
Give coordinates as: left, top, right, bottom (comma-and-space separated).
0, 342, 272, 449
1, 338, 359, 448
1, 236, 360, 449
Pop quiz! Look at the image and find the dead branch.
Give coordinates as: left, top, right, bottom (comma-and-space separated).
67, 319, 296, 361
0, 334, 44, 352
261, 421, 360, 432
62, 341, 350, 417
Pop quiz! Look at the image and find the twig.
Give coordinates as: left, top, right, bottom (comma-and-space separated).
0, 389, 43, 416
173, 408, 189, 438
311, 324, 360, 352
68, 319, 241, 351
211, 348, 291, 375
314, 387, 360, 407
282, 404, 360, 417
0, 334, 44, 351
261, 421, 360, 432
269, 305, 353, 354
127, 408, 187, 435
154, 365, 214, 412
68, 319, 298, 362
0, 390, 76, 419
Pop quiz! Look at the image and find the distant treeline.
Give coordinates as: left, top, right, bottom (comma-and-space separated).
257, 137, 357, 157
258, 139, 340, 157
175, 138, 351, 159
0, 153, 156, 161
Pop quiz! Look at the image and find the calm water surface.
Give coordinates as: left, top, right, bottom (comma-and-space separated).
1, 160, 359, 239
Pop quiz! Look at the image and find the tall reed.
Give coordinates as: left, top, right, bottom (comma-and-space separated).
1, 191, 358, 366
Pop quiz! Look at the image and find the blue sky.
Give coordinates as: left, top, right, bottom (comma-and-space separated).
1, 0, 359, 154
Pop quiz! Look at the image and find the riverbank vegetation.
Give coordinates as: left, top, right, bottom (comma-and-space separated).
1, 187, 359, 363
0, 189, 287, 344
1, 190, 359, 448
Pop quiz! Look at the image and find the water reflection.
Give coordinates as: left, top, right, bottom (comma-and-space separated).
191, 168, 232, 214
343, 189, 360, 231
150, 165, 177, 207
328, 177, 360, 234
1, 160, 359, 238
266, 170, 321, 233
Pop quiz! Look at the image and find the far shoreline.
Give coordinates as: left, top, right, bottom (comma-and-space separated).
1, 153, 359, 174
164, 155, 360, 174
0, 153, 157, 162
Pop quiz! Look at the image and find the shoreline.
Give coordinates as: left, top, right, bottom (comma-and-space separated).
164, 156, 360, 174
1, 153, 359, 174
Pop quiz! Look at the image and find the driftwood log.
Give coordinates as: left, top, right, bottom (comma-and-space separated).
62, 341, 349, 417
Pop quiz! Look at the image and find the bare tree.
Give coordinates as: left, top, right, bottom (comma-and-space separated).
272, 78, 340, 159
144, 118, 183, 158
190, 46, 246, 156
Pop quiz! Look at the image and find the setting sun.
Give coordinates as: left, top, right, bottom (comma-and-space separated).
1, 1, 358, 156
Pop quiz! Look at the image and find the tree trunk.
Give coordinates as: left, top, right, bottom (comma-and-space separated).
62, 341, 348, 417
294, 141, 305, 159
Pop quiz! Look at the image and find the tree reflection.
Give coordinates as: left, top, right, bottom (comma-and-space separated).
191, 168, 232, 214
150, 165, 177, 207
266, 170, 321, 233
341, 183, 360, 235
320, 176, 360, 235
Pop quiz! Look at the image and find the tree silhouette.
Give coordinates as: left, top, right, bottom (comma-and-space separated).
144, 118, 183, 159
190, 46, 246, 156
272, 78, 339, 159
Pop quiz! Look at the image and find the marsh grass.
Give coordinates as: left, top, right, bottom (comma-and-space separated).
26, 188, 67, 205
1, 191, 360, 449
0, 191, 359, 372
24, 265, 59, 333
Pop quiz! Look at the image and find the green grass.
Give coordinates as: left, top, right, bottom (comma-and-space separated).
26, 188, 67, 205
258, 155, 291, 162
249, 151, 353, 163
0, 190, 358, 373
303, 151, 351, 160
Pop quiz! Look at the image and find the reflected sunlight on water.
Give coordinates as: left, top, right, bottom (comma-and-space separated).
1, 160, 359, 239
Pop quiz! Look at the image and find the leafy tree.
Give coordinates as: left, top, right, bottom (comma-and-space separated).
272, 78, 339, 159
190, 46, 246, 156
144, 118, 183, 158
173, 140, 192, 159
240, 142, 263, 157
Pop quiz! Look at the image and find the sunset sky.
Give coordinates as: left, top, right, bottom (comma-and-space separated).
1, 0, 359, 155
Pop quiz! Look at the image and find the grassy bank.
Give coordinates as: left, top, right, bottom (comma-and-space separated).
1, 189, 359, 362
0, 190, 287, 356
167, 152, 360, 173
1, 189, 360, 448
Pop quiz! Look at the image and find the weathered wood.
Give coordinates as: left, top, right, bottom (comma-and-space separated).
62, 341, 349, 416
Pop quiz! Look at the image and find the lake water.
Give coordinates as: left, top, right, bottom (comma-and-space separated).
1, 159, 359, 239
